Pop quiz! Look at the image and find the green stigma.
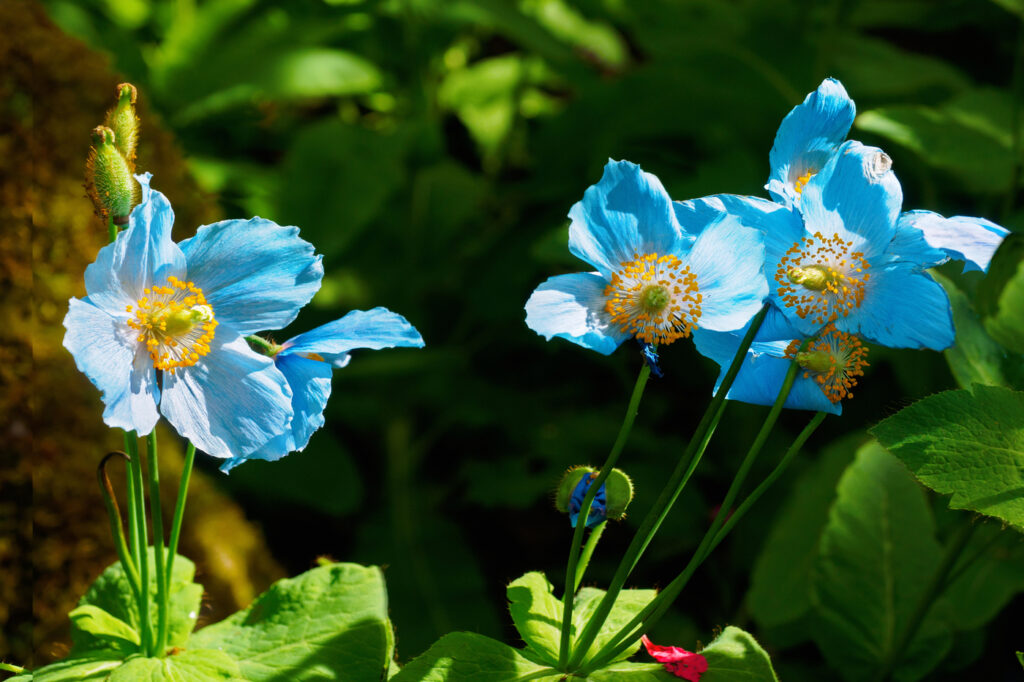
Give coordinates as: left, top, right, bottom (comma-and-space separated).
640, 285, 670, 312
157, 305, 212, 336
796, 349, 835, 373
786, 265, 830, 291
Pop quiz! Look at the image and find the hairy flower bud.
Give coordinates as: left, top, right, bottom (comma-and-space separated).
555, 465, 634, 527
104, 83, 139, 169
85, 126, 137, 222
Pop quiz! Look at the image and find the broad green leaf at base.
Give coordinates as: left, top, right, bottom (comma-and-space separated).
700, 626, 779, 682
390, 632, 562, 682
108, 649, 242, 681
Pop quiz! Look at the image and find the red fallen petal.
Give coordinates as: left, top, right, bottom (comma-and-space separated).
642, 635, 709, 682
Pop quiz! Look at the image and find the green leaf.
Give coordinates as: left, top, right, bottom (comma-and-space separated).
811, 442, 951, 682
78, 550, 203, 652
30, 652, 124, 681
977, 233, 1024, 319
107, 649, 242, 681
700, 626, 779, 682
506, 572, 563, 665
983, 248, 1024, 354
573, 587, 657, 664
68, 605, 140, 655
258, 47, 381, 98
1018, 650, 1024, 668
870, 384, 1024, 530
585, 662, 675, 680
943, 524, 1024, 630
748, 434, 861, 629
832, 34, 969, 98
190, 562, 394, 681
391, 632, 561, 681
934, 272, 1010, 389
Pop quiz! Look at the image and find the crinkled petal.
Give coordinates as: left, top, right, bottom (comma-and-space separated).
799, 141, 902, 259
282, 307, 425, 366
179, 218, 324, 335
63, 297, 161, 433
84, 173, 186, 313
525, 272, 629, 354
568, 160, 688, 277
160, 328, 293, 460
693, 328, 841, 414
842, 262, 954, 350
682, 215, 768, 332
897, 210, 1010, 273
767, 78, 856, 207
886, 211, 949, 269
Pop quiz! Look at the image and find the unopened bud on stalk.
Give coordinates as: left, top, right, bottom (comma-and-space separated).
556, 465, 634, 528
86, 126, 137, 223
104, 83, 139, 169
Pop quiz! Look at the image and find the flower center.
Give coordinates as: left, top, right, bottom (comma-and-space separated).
785, 324, 869, 403
793, 169, 815, 195
775, 231, 870, 326
126, 275, 218, 373
604, 253, 702, 345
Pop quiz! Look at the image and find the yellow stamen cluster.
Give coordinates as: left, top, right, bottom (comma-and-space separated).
793, 169, 815, 195
776, 231, 870, 325
125, 275, 218, 373
604, 253, 702, 345
785, 324, 869, 403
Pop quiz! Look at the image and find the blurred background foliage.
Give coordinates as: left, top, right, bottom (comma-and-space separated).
9, 0, 1024, 678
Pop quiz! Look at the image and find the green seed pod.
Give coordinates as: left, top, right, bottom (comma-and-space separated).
104, 83, 139, 170
86, 126, 136, 222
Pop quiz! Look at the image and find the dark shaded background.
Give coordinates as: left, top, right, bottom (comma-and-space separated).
6, 0, 1024, 679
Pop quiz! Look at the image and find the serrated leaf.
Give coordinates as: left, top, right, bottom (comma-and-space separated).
507, 572, 563, 665
700, 626, 779, 682
190, 562, 393, 681
573, 586, 657, 664
870, 385, 1024, 530
108, 649, 242, 681
30, 652, 124, 681
390, 632, 561, 681
748, 434, 861, 629
69, 605, 140, 655
811, 443, 951, 682
934, 272, 1010, 389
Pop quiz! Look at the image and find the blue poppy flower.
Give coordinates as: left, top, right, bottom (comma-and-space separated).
220, 308, 425, 472
63, 174, 323, 460
694, 322, 869, 415
525, 160, 768, 355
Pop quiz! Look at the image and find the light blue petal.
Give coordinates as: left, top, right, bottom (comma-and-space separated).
693, 328, 841, 414
220, 353, 333, 471
568, 160, 688, 277
179, 218, 324, 335
682, 215, 768, 332
886, 211, 949, 269
63, 297, 161, 433
282, 307, 425, 366
757, 303, 804, 341
897, 211, 1010, 273
841, 262, 954, 350
524, 272, 629, 355
799, 141, 902, 259
159, 328, 294, 460
767, 78, 855, 207
84, 173, 187, 313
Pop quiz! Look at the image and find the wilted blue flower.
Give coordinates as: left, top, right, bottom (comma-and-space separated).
525, 160, 767, 355
63, 174, 323, 460
221, 308, 425, 472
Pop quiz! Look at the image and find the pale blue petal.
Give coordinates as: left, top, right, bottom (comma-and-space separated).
897, 211, 1010, 273
525, 272, 629, 354
63, 297, 161, 433
693, 328, 841, 414
84, 173, 186, 313
757, 303, 804, 341
887, 211, 949, 269
179, 218, 324, 335
841, 263, 954, 350
683, 215, 768, 332
799, 141, 902, 259
568, 160, 688, 277
160, 328, 294, 460
282, 307, 425, 366
767, 78, 855, 207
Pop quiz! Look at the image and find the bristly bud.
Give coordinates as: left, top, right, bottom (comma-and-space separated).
555, 466, 634, 528
85, 126, 137, 222
104, 83, 139, 170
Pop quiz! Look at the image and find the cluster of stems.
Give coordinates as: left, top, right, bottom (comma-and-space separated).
556, 305, 829, 675
96, 215, 198, 658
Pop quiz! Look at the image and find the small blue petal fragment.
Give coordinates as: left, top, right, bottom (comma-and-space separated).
567, 473, 608, 529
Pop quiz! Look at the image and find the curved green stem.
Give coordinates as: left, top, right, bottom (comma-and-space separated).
146, 432, 168, 656
574, 521, 607, 593
558, 363, 652, 668
579, 351, 805, 673
566, 304, 768, 670
97, 452, 142, 601
165, 442, 196, 587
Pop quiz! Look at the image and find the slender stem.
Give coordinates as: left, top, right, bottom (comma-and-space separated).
567, 304, 768, 669
146, 432, 168, 656
876, 520, 977, 682
165, 442, 196, 587
97, 452, 142, 599
107, 214, 117, 242
124, 431, 141, 570
558, 363, 652, 668
574, 521, 608, 593
125, 433, 152, 656
0, 662, 26, 674
580, 352, 805, 673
